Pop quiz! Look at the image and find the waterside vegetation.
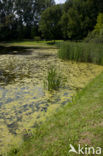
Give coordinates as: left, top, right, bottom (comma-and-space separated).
0, 0, 103, 155
58, 42, 103, 65
8, 72, 103, 156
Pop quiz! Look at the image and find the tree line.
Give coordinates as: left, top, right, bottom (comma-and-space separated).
0, 0, 55, 40
0, 0, 103, 41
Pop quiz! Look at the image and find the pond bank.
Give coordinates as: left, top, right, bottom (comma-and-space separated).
0, 45, 103, 154
9, 71, 103, 156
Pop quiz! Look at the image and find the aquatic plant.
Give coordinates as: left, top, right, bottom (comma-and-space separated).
0, 56, 32, 86
58, 42, 103, 65
44, 66, 63, 91
8, 72, 103, 156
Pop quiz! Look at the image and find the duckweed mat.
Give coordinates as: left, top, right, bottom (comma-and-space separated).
0, 46, 103, 154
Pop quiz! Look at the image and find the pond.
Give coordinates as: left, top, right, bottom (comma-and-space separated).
0, 46, 103, 154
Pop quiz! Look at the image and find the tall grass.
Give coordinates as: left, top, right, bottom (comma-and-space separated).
44, 66, 63, 91
58, 42, 103, 65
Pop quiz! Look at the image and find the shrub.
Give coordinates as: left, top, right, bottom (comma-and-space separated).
85, 13, 103, 43
34, 36, 41, 41
44, 66, 63, 91
84, 31, 103, 43
58, 41, 103, 65
93, 13, 103, 36
90, 37, 103, 43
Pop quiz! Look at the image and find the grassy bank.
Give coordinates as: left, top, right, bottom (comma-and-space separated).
58, 42, 103, 65
0, 40, 63, 48
8, 72, 103, 156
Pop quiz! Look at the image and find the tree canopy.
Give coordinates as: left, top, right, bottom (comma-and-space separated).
0, 0, 103, 41
39, 0, 103, 40
94, 13, 103, 36
39, 5, 63, 40
0, 0, 55, 40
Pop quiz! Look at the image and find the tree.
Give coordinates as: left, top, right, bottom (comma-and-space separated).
39, 5, 63, 40
0, 0, 55, 41
60, 12, 69, 39
94, 13, 103, 36
61, 0, 102, 40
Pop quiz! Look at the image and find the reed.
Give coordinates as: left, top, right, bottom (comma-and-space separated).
44, 66, 62, 91
58, 41, 103, 65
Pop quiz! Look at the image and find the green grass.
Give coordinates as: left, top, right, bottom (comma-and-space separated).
0, 40, 63, 48
8, 72, 103, 156
58, 42, 103, 65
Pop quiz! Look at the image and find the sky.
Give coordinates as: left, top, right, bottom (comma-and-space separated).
55, 0, 66, 4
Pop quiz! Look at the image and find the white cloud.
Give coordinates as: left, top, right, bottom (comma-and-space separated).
55, 0, 66, 4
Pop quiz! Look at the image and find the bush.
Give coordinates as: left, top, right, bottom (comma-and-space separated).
34, 36, 41, 41
58, 41, 103, 65
84, 13, 103, 43
90, 37, 103, 43
84, 31, 103, 43
44, 66, 63, 91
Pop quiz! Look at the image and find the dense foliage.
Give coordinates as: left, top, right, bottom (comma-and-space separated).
40, 0, 103, 40
0, 0, 103, 41
0, 0, 55, 40
85, 13, 103, 43
94, 13, 103, 36
39, 5, 63, 40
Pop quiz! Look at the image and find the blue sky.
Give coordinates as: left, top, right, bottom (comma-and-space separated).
55, 0, 66, 4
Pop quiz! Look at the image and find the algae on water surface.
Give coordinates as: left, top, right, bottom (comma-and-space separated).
0, 47, 103, 154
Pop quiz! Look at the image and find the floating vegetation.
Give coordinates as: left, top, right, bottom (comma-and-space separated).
0, 46, 103, 154
0, 56, 32, 86
0, 69, 16, 85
